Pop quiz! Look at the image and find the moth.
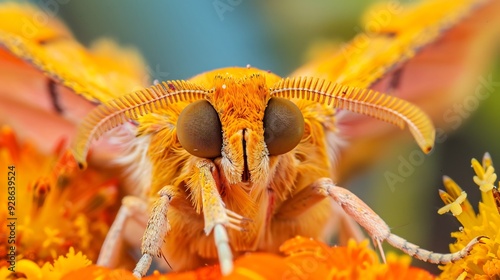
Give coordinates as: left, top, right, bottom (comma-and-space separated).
72, 67, 483, 277
0, 0, 499, 277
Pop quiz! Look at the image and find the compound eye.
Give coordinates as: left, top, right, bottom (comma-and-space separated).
177, 100, 222, 158
263, 97, 305, 155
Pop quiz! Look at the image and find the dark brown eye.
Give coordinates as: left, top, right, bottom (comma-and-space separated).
177, 100, 222, 158
264, 97, 304, 155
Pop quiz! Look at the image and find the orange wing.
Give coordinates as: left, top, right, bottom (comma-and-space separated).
292, 0, 500, 181
0, 3, 149, 154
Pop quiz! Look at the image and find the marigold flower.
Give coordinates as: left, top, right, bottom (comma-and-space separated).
438, 153, 500, 279
0, 126, 119, 276
50, 237, 433, 280
0, 247, 92, 280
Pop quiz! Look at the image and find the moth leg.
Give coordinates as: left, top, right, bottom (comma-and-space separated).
226, 208, 251, 231
313, 178, 486, 264
133, 187, 174, 278
97, 195, 148, 267
195, 159, 242, 275
274, 181, 365, 243
332, 202, 366, 245
214, 223, 232, 275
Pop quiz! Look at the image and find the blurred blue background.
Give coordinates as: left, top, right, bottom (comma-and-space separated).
12, 0, 500, 274
54, 0, 384, 79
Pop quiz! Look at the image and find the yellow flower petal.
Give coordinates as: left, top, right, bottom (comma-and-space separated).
16, 259, 43, 280
52, 247, 92, 275
472, 158, 485, 178
457, 271, 467, 280
442, 175, 463, 198
0, 267, 12, 280
483, 258, 500, 277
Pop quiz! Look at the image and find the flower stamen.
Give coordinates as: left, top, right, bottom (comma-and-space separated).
438, 190, 467, 216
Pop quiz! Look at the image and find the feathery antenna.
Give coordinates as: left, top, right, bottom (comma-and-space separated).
270, 77, 435, 153
72, 80, 209, 167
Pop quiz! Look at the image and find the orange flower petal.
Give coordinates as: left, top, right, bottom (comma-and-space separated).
61, 265, 137, 280
143, 253, 287, 280
226, 253, 288, 280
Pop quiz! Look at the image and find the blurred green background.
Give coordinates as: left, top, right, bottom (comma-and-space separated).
11, 0, 500, 274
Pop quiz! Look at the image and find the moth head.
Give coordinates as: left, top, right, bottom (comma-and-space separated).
175, 72, 305, 185
73, 68, 435, 187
